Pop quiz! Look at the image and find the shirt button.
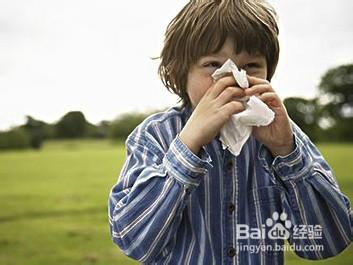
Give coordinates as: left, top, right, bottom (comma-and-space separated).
226, 161, 233, 170
228, 203, 235, 214
227, 247, 236, 257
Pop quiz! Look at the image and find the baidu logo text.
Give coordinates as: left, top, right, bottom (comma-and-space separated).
236, 211, 322, 240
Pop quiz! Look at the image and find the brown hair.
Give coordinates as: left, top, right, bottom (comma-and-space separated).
158, 0, 280, 106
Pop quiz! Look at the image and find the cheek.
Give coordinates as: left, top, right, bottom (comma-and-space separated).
187, 76, 213, 107
259, 66, 268, 80
262, 68, 268, 80
248, 68, 267, 80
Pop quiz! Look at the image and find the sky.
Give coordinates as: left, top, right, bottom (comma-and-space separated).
0, 0, 352, 130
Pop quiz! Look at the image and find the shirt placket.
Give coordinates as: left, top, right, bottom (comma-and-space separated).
223, 149, 237, 264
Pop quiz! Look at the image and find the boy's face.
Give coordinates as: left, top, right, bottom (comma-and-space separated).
186, 37, 268, 108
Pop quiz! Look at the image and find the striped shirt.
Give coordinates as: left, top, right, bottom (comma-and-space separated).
108, 105, 353, 264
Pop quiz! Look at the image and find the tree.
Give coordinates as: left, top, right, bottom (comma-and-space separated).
0, 128, 30, 150
96, 120, 111, 138
55, 111, 87, 138
283, 97, 321, 141
318, 64, 353, 141
21, 116, 47, 149
109, 113, 148, 140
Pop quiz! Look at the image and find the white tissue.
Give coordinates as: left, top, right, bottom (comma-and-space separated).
211, 59, 275, 156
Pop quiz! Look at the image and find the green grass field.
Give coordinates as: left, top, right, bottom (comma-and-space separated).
0, 140, 352, 265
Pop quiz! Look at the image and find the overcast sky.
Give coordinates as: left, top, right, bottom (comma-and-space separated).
0, 0, 352, 130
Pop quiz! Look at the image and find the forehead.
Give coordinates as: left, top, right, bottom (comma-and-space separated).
203, 37, 265, 60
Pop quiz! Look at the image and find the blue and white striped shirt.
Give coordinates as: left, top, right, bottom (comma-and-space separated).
108, 106, 352, 264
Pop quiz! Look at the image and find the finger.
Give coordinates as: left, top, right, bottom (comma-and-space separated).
216, 86, 246, 105
220, 101, 246, 119
245, 83, 274, 97
258, 92, 283, 108
209, 75, 237, 98
247, 75, 270, 86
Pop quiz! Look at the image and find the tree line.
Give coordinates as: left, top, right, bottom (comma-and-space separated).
0, 63, 352, 150
0, 110, 153, 150
284, 63, 353, 142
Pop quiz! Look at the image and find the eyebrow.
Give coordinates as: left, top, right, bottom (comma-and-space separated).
200, 53, 264, 63
207, 51, 229, 58
197, 56, 225, 65
199, 53, 227, 61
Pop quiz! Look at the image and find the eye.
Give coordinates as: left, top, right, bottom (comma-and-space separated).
244, 63, 261, 69
203, 61, 222, 69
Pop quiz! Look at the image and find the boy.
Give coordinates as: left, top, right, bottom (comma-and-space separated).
108, 0, 352, 264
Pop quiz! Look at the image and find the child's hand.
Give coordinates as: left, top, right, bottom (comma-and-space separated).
244, 75, 294, 157
179, 75, 246, 155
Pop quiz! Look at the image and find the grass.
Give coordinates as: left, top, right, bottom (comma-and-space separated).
0, 140, 352, 265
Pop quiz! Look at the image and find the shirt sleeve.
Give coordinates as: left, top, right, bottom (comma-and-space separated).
259, 122, 353, 259
108, 131, 212, 263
